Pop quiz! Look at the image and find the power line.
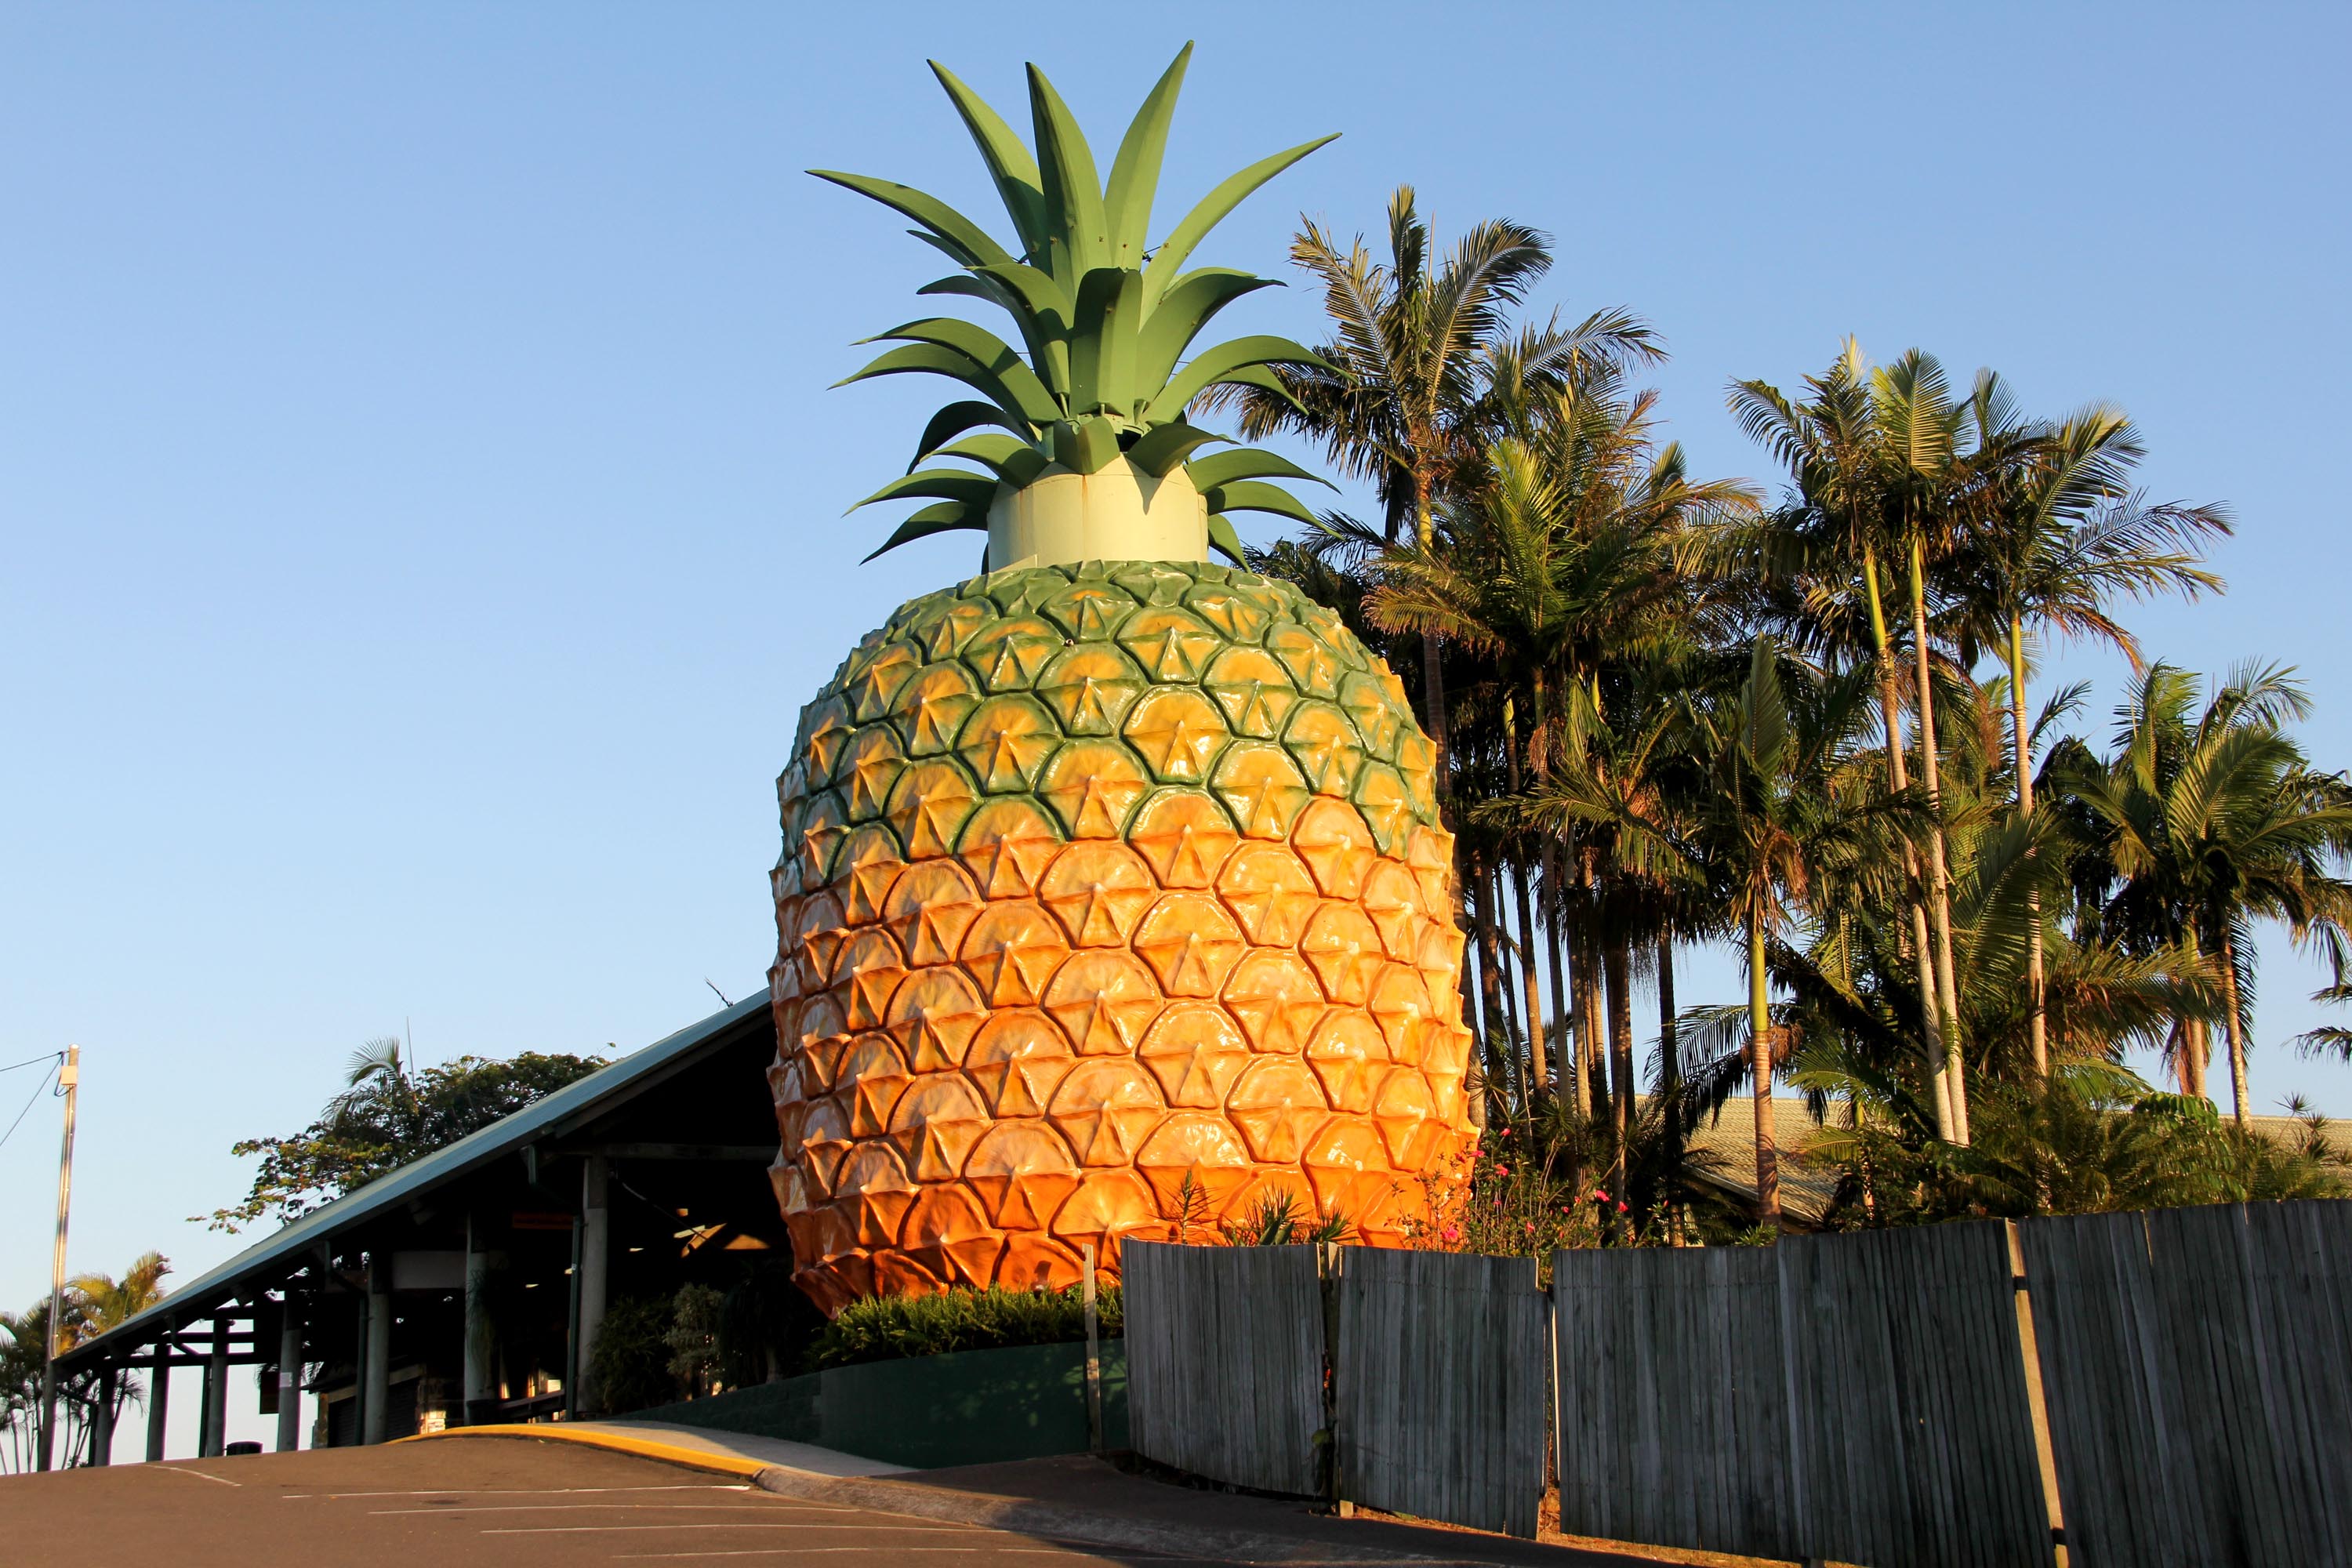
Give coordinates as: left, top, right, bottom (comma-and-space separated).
0, 1050, 64, 1076
0, 1060, 59, 1156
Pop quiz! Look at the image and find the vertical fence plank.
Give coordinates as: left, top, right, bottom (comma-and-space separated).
1562, 1225, 2038, 1566
1553, 1243, 1795, 1562
2023, 1210, 2175, 1566
1123, 1240, 1323, 1496
1334, 1247, 1543, 1537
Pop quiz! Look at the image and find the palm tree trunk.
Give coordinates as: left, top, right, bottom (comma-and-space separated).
2009, 614, 2048, 1083
2176, 938, 2212, 1102
1606, 939, 1634, 1130
1533, 673, 1570, 1104
1470, 857, 1508, 1126
1502, 699, 1548, 1094
1606, 938, 1635, 1208
1458, 904, 1487, 1134
1413, 493, 1451, 800
1748, 909, 1780, 1225
1512, 862, 1547, 1097
1579, 931, 1608, 1121
1864, 544, 1955, 1140
1658, 926, 1684, 1180
1576, 851, 1608, 1120
1545, 854, 1573, 1105
1491, 864, 1526, 1109
1657, 927, 1678, 1098
1908, 536, 1970, 1143
2218, 923, 2252, 1126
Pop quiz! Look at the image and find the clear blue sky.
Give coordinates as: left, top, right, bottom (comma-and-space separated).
4, 3, 2347, 1449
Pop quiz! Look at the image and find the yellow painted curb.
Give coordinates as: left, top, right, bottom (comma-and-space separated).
405, 1423, 772, 1482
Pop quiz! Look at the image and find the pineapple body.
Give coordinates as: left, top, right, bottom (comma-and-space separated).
768, 561, 1472, 1312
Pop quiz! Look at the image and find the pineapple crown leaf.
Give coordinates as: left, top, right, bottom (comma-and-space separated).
815, 44, 1339, 561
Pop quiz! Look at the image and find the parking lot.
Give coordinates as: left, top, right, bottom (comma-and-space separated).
0, 1439, 1253, 1566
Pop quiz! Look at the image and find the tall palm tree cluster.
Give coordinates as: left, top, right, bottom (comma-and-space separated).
0, 1250, 171, 1470
1221, 191, 2352, 1239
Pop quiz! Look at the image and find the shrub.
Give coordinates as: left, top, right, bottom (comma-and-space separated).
590, 1296, 681, 1413
1216, 1188, 1353, 1245
666, 1283, 725, 1395
809, 1283, 1123, 1370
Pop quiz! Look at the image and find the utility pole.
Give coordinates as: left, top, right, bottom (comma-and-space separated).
38, 1044, 81, 1472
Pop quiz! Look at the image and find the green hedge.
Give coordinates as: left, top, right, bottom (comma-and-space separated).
810, 1283, 1123, 1370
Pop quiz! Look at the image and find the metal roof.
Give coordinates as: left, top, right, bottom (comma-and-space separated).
59, 988, 774, 1370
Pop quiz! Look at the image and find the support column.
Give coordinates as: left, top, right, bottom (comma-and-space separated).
361, 1264, 391, 1445
144, 1363, 169, 1461
194, 1357, 213, 1457
90, 1367, 114, 1465
463, 1216, 494, 1426
204, 1321, 229, 1458
576, 1154, 609, 1416
276, 1299, 303, 1452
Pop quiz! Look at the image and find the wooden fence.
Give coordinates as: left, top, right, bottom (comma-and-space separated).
1122, 1240, 1326, 1497
2023, 1200, 2352, 1567
1130, 1203, 2352, 1566
1555, 1222, 2053, 1567
1125, 1240, 1546, 1537
1334, 1247, 1547, 1538
1552, 1242, 1797, 1555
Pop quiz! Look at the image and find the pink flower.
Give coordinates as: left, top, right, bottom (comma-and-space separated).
1441, 1226, 1460, 1242
1495, 1163, 1511, 1176
1524, 1222, 1537, 1235
1617, 1201, 1631, 1214
1593, 1188, 1611, 1203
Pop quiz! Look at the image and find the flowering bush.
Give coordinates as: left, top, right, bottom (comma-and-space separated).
1397, 1093, 1745, 1266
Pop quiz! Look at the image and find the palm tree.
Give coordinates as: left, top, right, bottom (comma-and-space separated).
328, 1034, 418, 1136
1555, 639, 1890, 1220
1213, 188, 1661, 787
1864, 349, 1987, 1141
1944, 386, 2230, 1080
1725, 343, 1958, 1139
64, 1251, 172, 1458
2059, 664, 2352, 1121
1367, 384, 1751, 1106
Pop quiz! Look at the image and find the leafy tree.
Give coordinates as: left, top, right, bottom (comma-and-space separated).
205, 1037, 607, 1231
590, 1296, 682, 1414
1807, 1078, 2347, 1224
2057, 665, 2352, 1121
1726, 342, 1964, 1138
0, 1250, 172, 1469
1552, 640, 1899, 1220
1943, 389, 2228, 1079
1214, 187, 1660, 782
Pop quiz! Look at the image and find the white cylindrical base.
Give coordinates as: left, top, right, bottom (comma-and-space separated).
986, 456, 1207, 569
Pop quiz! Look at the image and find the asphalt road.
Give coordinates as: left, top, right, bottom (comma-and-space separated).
0, 1439, 1259, 1566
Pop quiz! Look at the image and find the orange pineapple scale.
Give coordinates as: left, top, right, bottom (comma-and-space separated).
768, 561, 1474, 1312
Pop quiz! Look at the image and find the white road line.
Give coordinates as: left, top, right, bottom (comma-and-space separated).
613, 1552, 988, 1560
284, 1484, 754, 1499
483, 1522, 981, 1535
370, 1503, 846, 1516
613, 1551, 1248, 1563
155, 1465, 241, 1487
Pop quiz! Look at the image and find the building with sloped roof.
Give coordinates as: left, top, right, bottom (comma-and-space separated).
56, 991, 785, 1460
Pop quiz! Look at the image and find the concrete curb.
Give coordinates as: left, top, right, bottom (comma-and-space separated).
405, 1424, 772, 1483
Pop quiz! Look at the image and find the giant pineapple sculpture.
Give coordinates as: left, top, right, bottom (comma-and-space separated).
770, 46, 1474, 1312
